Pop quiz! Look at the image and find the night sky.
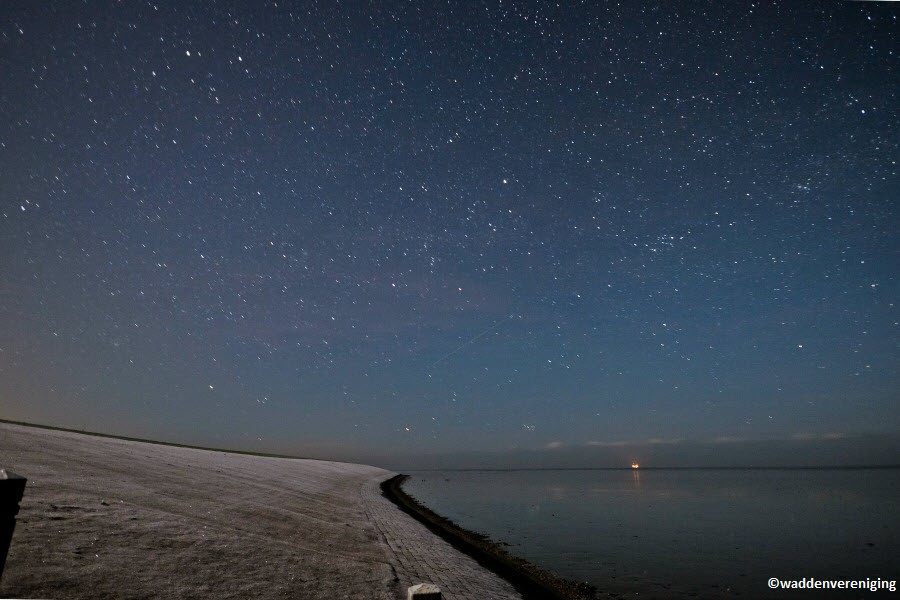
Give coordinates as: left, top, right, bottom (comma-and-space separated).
1, 1, 897, 468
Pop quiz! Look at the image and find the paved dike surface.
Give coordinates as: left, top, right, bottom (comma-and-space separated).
0, 422, 521, 600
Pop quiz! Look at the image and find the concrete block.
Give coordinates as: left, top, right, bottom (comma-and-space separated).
408, 582, 442, 599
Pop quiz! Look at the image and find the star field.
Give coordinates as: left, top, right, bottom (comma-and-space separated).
1, 1, 896, 465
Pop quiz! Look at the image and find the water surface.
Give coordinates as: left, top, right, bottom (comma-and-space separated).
403, 468, 899, 598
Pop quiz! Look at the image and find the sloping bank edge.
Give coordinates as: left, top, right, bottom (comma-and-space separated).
380, 474, 599, 600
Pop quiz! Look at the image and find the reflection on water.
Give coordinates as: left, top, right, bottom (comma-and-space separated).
403, 469, 900, 599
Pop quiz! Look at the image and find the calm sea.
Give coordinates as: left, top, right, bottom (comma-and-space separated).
401, 468, 900, 599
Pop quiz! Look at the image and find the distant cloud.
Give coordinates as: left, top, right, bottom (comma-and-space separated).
646, 437, 683, 445
712, 436, 745, 444
549, 433, 852, 452
585, 437, 682, 447
717, 432, 849, 444
586, 440, 629, 447
782, 432, 853, 442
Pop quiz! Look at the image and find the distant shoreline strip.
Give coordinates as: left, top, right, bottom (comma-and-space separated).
380, 474, 596, 600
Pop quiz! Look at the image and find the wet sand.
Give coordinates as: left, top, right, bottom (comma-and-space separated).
0, 422, 522, 600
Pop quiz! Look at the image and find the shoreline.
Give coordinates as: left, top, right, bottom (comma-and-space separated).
381, 474, 597, 600
0, 419, 644, 599
0, 419, 615, 600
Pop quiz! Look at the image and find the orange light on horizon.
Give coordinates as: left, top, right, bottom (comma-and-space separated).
631, 461, 640, 469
